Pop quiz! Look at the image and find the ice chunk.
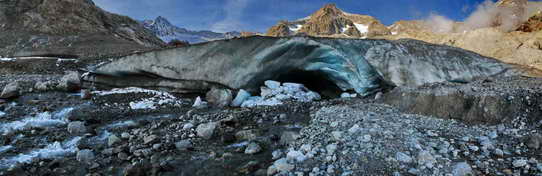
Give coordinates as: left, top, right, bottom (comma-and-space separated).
231, 89, 251, 107
241, 81, 320, 107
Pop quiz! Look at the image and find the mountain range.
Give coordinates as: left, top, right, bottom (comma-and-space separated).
142, 16, 240, 44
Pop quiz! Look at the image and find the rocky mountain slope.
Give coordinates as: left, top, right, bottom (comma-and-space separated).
267, 1, 542, 71
266, 4, 390, 38
142, 16, 240, 44
0, 0, 165, 58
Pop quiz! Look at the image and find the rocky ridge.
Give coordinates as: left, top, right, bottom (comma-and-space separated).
0, 0, 164, 58
142, 16, 241, 44
266, 4, 390, 38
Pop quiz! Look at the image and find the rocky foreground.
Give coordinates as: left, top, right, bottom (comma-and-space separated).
1, 57, 542, 176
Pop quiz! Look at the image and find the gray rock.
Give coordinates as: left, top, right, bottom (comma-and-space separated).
244, 142, 262, 154
67, 121, 87, 134
196, 122, 218, 139
268, 158, 294, 175
452, 162, 473, 176
417, 150, 436, 168
235, 130, 259, 141
513, 159, 528, 168
231, 89, 251, 107
374, 92, 383, 100
0, 82, 20, 99
108, 134, 121, 146
76, 149, 95, 163
206, 88, 233, 107
58, 71, 81, 92
143, 135, 159, 144
118, 152, 129, 160
280, 131, 300, 145
396, 152, 413, 163
34, 81, 56, 91
182, 123, 194, 130
495, 148, 504, 157
175, 140, 192, 151
526, 134, 542, 149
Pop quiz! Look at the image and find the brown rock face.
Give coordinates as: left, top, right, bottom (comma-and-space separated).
266, 3, 389, 38
266, 21, 291, 37
0, 0, 164, 58
517, 11, 542, 32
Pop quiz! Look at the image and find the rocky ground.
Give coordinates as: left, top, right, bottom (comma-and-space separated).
1, 58, 542, 176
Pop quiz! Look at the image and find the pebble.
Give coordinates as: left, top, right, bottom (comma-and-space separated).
143, 135, 159, 144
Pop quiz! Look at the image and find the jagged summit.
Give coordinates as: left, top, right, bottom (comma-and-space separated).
266, 3, 390, 38
142, 16, 240, 43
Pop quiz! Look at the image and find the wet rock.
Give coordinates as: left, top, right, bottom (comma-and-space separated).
244, 142, 262, 154
76, 149, 95, 164
108, 134, 121, 146
0, 82, 20, 99
67, 121, 87, 134
231, 89, 251, 107
192, 96, 208, 109
143, 135, 159, 144
58, 71, 81, 92
206, 87, 233, 107
80, 89, 92, 100
175, 140, 192, 151
196, 122, 218, 139
452, 162, 473, 176
526, 134, 542, 149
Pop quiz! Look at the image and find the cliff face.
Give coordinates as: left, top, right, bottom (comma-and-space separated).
0, 0, 164, 58
266, 4, 390, 38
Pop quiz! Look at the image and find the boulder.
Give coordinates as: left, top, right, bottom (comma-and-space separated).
196, 122, 218, 139
205, 88, 233, 107
0, 82, 20, 99
67, 121, 87, 134
58, 71, 81, 92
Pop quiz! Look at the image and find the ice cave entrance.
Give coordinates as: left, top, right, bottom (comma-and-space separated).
272, 69, 343, 99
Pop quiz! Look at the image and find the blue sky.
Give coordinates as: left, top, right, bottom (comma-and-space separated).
94, 0, 501, 33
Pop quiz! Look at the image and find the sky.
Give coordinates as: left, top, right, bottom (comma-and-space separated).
93, 0, 510, 33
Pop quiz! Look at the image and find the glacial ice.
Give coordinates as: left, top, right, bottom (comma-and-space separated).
86, 37, 518, 96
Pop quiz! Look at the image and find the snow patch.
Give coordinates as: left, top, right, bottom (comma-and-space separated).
240, 81, 321, 108
0, 137, 81, 170
0, 108, 74, 135
354, 23, 369, 34
289, 24, 303, 32
391, 31, 398, 35
341, 25, 351, 33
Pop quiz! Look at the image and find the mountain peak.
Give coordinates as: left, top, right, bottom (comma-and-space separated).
313, 3, 344, 18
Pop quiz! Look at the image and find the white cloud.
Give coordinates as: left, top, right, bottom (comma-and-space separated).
211, 0, 249, 32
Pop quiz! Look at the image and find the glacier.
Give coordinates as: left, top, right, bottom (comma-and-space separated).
83, 36, 520, 96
